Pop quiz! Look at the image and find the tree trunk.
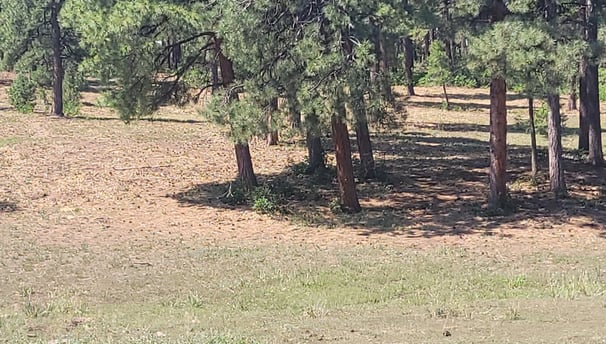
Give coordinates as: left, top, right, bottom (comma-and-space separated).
331, 114, 361, 213
584, 0, 604, 166
235, 143, 258, 188
489, 77, 508, 208
50, 0, 64, 117
266, 97, 279, 146
442, 84, 450, 110
375, 28, 394, 104
350, 86, 375, 179
579, 69, 590, 150
546, 94, 567, 196
305, 111, 325, 174
215, 38, 258, 187
528, 97, 538, 179
403, 36, 415, 96
568, 78, 577, 111
423, 31, 431, 63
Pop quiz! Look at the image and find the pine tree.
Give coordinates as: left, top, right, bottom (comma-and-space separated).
0, 0, 82, 116
426, 40, 452, 109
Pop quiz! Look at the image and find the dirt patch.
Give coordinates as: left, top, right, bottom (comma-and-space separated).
0, 80, 605, 255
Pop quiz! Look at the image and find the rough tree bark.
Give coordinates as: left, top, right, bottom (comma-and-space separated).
375, 27, 395, 104
568, 78, 577, 111
331, 112, 361, 213
528, 97, 538, 178
546, 94, 567, 196
489, 77, 508, 208
215, 38, 258, 188
305, 112, 326, 175
350, 87, 376, 180
50, 0, 64, 117
403, 36, 415, 96
584, 0, 603, 166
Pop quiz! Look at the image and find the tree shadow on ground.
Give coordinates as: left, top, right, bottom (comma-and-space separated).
70, 115, 206, 124
0, 201, 18, 213
409, 122, 580, 136
412, 91, 527, 101
406, 100, 528, 112
171, 132, 606, 239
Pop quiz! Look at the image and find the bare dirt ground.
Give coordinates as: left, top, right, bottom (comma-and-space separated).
1, 75, 606, 343
1, 78, 604, 253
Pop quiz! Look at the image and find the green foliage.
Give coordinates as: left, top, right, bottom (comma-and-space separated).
425, 40, 452, 87
202, 92, 266, 144
251, 185, 284, 215
8, 74, 36, 113
63, 68, 85, 117
219, 180, 290, 215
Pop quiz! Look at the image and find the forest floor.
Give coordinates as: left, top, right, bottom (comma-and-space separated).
1, 73, 606, 343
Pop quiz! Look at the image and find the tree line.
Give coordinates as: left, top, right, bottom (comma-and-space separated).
0, 0, 604, 213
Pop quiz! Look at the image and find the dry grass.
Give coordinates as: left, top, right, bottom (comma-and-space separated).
1, 79, 606, 343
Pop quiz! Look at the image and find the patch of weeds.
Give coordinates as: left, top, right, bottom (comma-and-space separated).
305, 300, 329, 319
329, 198, 343, 214
548, 270, 606, 300
506, 303, 522, 321
19, 286, 34, 298
23, 300, 54, 318
507, 275, 527, 289
186, 291, 205, 308
251, 184, 288, 215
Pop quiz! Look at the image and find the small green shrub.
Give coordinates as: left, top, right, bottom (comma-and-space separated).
251, 185, 284, 214
8, 74, 37, 113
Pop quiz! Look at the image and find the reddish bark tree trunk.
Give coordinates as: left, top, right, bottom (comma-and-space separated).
528, 97, 538, 178
403, 36, 415, 96
332, 115, 361, 213
50, 0, 64, 117
489, 77, 508, 208
215, 38, 258, 187
546, 94, 567, 196
235, 143, 258, 188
